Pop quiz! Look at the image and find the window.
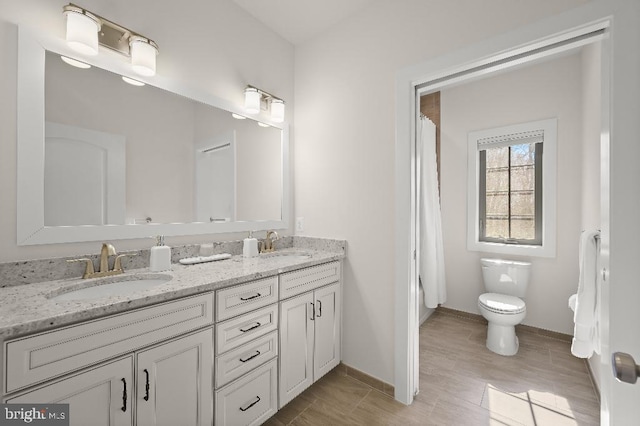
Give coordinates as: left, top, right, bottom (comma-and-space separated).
467, 119, 556, 257
479, 135, 542, 244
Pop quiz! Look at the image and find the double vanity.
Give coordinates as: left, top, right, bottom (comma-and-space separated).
4, 26, 340, 425
0, 240, 344, 426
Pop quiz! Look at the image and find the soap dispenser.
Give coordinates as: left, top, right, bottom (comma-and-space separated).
150, 235, 172, 271
243, 231, 259, 258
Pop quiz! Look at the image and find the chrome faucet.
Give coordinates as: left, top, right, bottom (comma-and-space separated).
67, 243, 136, 279
260, 230, 279, 253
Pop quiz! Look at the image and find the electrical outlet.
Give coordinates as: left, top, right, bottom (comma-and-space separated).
295, 217, 305, 233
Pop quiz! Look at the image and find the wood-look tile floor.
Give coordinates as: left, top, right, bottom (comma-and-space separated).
265, 310, 600, 425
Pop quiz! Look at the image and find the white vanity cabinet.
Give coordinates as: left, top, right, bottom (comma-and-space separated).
214, 278, 280, 426
278, 262, 341, 408
1, 257, 344, 426
136, 329, 213, 426
5, 329, 213, 426
6, 356, 134, 426
2, 293, 214, 426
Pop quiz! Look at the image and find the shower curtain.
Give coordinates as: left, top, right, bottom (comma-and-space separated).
419, 116, 446, 308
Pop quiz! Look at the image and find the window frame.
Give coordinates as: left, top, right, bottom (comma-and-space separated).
467, 118, 557, 258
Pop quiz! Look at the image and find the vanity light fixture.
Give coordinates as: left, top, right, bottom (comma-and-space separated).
62, 3, 159, 76
257, 122, 270, 128
122, 76, 145, 86
231, 113, 247, 120
60, 55, 91, 69
244, 85, 286, 122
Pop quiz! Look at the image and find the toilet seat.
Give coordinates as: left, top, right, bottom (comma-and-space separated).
479, 293, 526, 315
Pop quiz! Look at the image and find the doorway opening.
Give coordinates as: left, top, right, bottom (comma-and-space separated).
394, 17, 610, 411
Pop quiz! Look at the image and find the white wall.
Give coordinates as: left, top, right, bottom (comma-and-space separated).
439, 52, 584, 334
294, 0, 589, 384
0, 0, 294, 262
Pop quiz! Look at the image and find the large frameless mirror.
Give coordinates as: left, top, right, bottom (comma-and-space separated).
17, 28, 289, 245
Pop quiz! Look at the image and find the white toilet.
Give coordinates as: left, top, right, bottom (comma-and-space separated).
478, 258, 531, 356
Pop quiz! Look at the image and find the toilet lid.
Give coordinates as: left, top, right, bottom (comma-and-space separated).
479, 293, 526, 314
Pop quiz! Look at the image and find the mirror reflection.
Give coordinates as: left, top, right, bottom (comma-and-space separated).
44, 51, 282, 227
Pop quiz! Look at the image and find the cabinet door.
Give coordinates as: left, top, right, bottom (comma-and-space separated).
5, 357, 133, 426
279, 292, 314, 408
136, 329, 213, 426
313, 282, 341, 381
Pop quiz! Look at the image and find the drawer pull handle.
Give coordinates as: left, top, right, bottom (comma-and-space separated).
239, 396, 261, 412
317, 300, 323, 318
239, 350, 261, 363
143, 369, 150, 401
310, 302, 315, 321
240, 322, 261, 332
121, 378, 127, 412
240, 293, 261, 301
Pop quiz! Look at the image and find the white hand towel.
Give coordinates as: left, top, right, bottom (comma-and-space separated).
571, 230, 600, 358
568, 293, 577, 312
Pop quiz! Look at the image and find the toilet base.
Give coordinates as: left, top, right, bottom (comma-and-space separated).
486, 322, 519, 356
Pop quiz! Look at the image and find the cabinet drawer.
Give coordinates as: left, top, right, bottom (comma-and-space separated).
5, 293, 214, 394
216, 277, 278, 321
280, 261, 340, 299
216, 304, 278, 355
215, 330, 278, 389
215, 358, 277, 426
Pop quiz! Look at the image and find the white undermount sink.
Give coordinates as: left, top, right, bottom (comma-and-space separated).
49, 274, 172, 301
259, 251, 312, 261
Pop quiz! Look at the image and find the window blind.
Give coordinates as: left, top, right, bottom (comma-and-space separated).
477, 129, 544, 151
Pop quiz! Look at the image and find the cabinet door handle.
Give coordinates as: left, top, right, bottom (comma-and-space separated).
310, 302, 315, 321
239, 350, 261, 363
239, 396, 261, 412
317, 300, 323, 318
121, 378, 127, 412
143, 369, 150, 401
240, 322, 261, 332
240, 293, 261, 301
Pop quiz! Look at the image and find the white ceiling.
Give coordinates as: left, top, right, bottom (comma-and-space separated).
232, 0, 376, 45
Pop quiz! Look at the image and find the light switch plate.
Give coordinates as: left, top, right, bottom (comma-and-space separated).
295, 217, 305, 233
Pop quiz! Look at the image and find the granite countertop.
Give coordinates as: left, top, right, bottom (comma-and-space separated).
0, 248, 344, 341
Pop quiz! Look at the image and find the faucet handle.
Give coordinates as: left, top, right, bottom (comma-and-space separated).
67, 258, 95, 279
114, 253, 137, 273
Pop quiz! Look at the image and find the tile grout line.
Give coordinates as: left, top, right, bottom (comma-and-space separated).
347, 388, 372, 415
285, 396, 318, 425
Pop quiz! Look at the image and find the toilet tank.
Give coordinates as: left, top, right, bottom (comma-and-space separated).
481, 258, 531, 297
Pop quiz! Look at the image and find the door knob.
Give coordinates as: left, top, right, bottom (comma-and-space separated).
612, 352, 640, 384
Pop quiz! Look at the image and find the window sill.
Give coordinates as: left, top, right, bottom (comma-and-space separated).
467, 240, 555, 258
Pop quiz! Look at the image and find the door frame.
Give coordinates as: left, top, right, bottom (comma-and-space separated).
394, 0, 623, 419
195, 131, 238, 223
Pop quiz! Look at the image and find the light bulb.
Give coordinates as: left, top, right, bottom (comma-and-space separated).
122, 76, 145, 86
60, 56, 91, 69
